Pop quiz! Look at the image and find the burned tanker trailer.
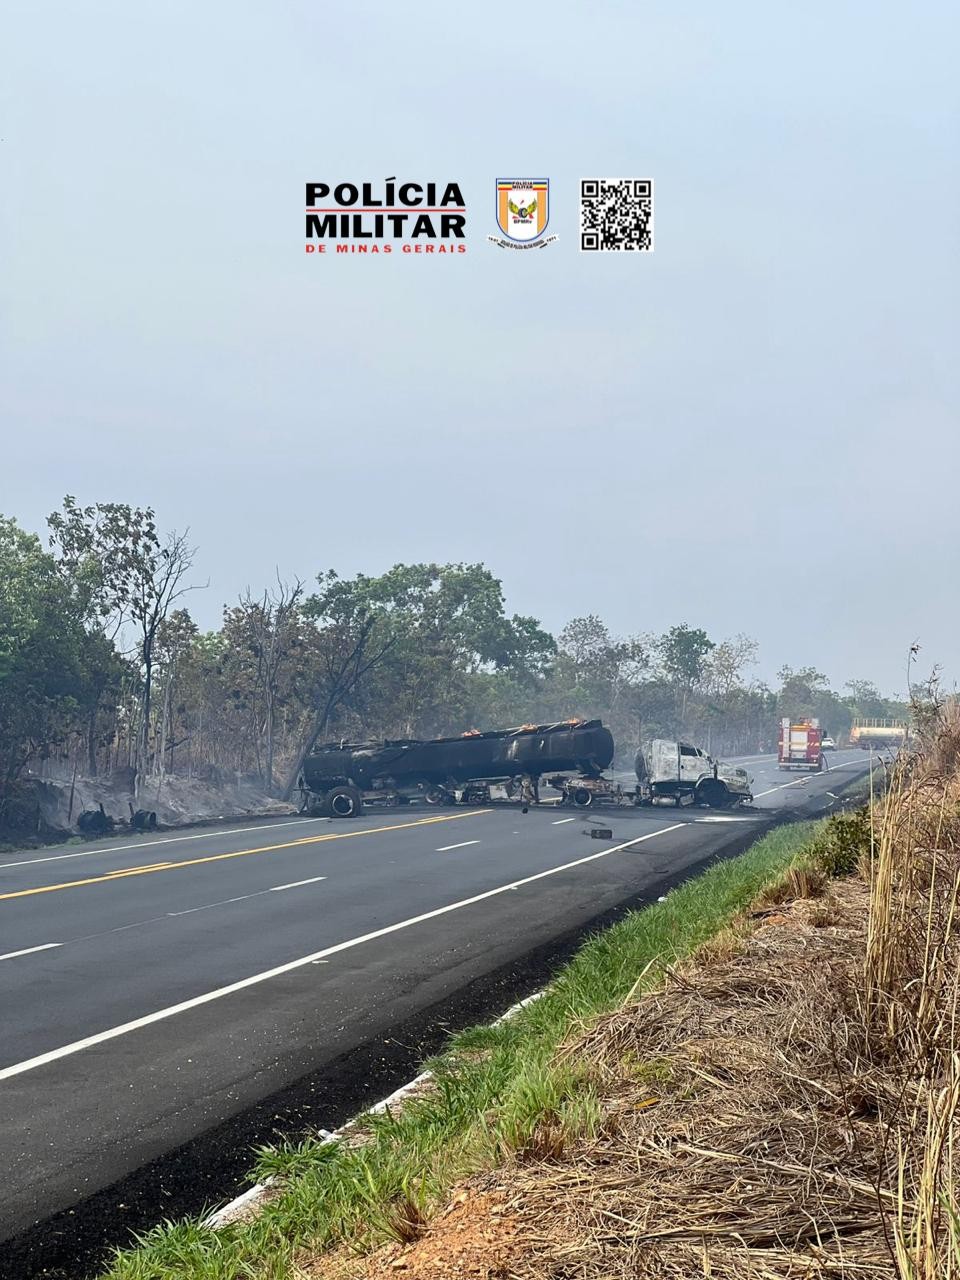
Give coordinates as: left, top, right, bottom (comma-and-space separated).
297, 720, 615, 817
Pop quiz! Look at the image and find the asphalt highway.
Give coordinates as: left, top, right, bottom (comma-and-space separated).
0, 750, 872, 1270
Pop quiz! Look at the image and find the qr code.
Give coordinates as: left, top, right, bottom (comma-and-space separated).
580, 179, 654, 252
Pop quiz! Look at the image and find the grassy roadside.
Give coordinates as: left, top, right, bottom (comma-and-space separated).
102, 813, 853, 1280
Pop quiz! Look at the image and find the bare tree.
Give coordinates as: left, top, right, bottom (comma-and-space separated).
153, 608, 199, 792
130, 530, 202, 781
238, 576, 304, 792
281, 613, 394, 802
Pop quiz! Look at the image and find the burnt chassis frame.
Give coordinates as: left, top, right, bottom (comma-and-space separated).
298, 720, 617, 816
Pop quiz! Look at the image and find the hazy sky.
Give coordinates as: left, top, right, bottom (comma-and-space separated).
3, 1, 958, 696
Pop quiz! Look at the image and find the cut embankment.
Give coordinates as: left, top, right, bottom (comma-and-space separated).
101, 818, 841, 1279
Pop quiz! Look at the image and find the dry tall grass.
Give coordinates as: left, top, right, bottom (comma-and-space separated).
300, 703, 960, 1280
865, 698, 960, 1279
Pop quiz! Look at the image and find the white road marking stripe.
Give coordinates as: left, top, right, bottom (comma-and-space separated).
167, 895, 258, 918
0, 817, 331, 871
269, 875, 328, 892
552, 817, 575, 825
754, 760, 867, 798
0, 823, 685, 1081
0, 943, 62, 962
695, 816, 753, 823
53, 878, 328, 946
435, 840, 480, 852
753, 776, 813, 798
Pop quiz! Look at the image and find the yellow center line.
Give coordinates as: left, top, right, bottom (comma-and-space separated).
105, 862, 176, 876
0, 810, 492, 903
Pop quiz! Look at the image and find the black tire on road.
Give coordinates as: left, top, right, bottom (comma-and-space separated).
571, 787, 593, 808
326, 785, 362, 818
698, 779, 728, 809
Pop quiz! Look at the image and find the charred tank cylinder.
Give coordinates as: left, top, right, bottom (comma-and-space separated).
300, 719, 615, 797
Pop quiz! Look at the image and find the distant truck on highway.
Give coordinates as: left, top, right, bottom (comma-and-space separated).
849, 717, 909, 750
778, 718, 825, 771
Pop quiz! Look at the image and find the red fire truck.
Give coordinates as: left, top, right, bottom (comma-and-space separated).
778, 718, 825, 771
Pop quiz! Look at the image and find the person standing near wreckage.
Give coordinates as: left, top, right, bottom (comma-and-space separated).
520, 774, 537, 813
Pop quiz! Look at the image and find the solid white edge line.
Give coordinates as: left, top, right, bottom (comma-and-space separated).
0, 942, 62, 962
435, 840, 481, 852
206, 756, 868, 1226
269, 876, 328, 892
0, 824, 684, 1083
0, 816, 332, 871
204, 992, 550, 1228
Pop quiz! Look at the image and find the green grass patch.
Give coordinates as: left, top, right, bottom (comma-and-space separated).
102, 817, 832, 1279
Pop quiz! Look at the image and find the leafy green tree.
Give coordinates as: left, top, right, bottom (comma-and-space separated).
776, 666, 851, 739
304, 563, 554, 740
3, 500, 920, 820
776, 665, 828, 716
47, 496, 160, 636
543, 616, 649, 749
654, 624, 715, 733
0, 517, 104, 798
47, 498, 200, 779
658, 625, 715, 687
843, 679, 906, 721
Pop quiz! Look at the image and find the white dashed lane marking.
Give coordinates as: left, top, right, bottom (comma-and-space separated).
270, 876, 328, 892
0, 822, 685, 1081
0, 943, 62, 962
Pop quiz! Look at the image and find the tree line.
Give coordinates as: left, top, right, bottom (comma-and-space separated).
0, 498, 908, 816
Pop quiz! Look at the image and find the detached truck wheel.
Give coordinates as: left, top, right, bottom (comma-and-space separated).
571, 787, 593, 808
326, 785, 362, 818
